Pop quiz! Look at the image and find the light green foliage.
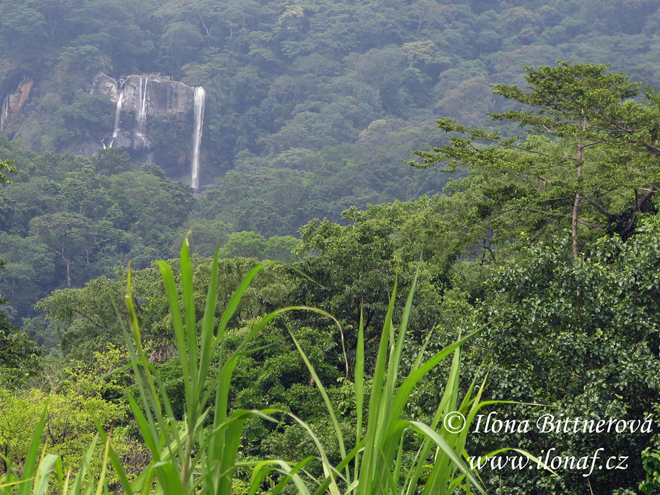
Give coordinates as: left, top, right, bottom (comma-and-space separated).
218, 231, 300, 262
3, 239, 500, 495
642, 439, 660, 494
0, 314, 42, 388
0, 347, 131, 490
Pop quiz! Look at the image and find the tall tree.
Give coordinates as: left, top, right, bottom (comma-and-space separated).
29, 212, 94, 288
412, 62, 660, 257
0, 159, 40, 382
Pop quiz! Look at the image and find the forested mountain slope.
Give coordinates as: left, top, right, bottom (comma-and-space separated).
2, 0, 660, 322
2, 0, 660, 177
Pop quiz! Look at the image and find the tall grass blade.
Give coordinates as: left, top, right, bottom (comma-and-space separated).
155, 261, 191, 410
33, 454, 61, 495
93, 437, 111, 495
126, 394, 159, 455
17, 406, 48, 495
354, 309, 365, 479
409, 421, 486, 495
247, 458, 315, 495
214, 261, 280, 348
288, 324, 348, 476
67, 437, 98, 495
198, 243, 220, 394
359, 278, 398, 494
287, 414, 341, 495
154, 462, 187, 495
92, 419, 134, 495
179, 238, 199, 396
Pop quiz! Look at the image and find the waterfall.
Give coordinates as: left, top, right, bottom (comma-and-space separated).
0, 96, 9, 132
135, 77, 149, 148
191, 86, 205, 190
109, 90, 124, 148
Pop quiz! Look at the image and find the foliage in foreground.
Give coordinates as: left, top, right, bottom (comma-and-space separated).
0, 238, 498, 495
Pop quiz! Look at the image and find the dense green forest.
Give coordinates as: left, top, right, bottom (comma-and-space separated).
1, 0, 659, 323
1, 0, 660, 494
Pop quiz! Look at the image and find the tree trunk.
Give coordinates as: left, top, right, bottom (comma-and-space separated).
65, 257, 72, 288
57, 248, 72, 288
572, 120, 584, 258
572, 191, 581, 258
50, 245, 72, 288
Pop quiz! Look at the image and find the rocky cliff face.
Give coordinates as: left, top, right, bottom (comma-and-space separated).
90, 74, 204, 188
0, 77, 34, 133
0, 71, 206, 187
91, 73, 198, 152
90, 73, 205, 186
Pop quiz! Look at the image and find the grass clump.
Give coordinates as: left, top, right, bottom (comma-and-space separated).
1, 239, 497, 495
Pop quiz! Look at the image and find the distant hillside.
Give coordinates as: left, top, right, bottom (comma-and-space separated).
1, 0, 659, 184
1, 0, 660, 323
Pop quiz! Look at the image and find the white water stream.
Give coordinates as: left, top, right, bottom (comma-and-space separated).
191, 86, 206, 189
109, 90, 124, 147
134, 77, 149, 148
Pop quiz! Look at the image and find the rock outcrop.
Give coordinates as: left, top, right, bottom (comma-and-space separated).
0, 71, 206, 187
91, 73, 197, 150
91, 73, 205, 186
0, 77, 34, 133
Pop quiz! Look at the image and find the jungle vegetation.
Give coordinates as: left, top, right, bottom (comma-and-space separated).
0, 0, 660, 494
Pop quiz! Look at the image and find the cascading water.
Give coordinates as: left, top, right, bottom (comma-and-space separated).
191, 86, 206, 190
134, 77, 149, 148
109, 90, 124, 148
0, 96, 10, 132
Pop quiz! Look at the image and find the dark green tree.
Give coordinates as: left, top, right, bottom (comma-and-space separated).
460, 214, 660, 494
412, 62, 660, 257
0, 159, 40, 383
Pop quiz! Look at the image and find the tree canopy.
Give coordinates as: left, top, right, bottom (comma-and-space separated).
411, 62, 660, 258
1, 0, 660, 492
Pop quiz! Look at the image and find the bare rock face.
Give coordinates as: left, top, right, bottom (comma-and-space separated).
91, 73, 196, 152
90, 73, 120, 101
0, 71, 204, 185
0, 77, 34, 132
88, 73, 206, 185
